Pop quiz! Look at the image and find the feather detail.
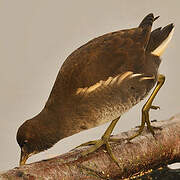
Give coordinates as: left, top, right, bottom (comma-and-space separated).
151, 25, 174, 56
139, 76, 155, 81
75, 71, 133, 96
75, 71, 155, 97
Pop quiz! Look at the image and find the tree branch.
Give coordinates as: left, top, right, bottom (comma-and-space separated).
1, 114, 180, 180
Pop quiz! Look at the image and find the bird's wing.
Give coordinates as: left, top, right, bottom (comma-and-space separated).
46, 14, 157, 108
73, 71, 155, 119
75, 71, 155, 97
60, 28, 146, 93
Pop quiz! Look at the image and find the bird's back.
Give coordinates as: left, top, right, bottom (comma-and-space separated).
47, 19, 150, 105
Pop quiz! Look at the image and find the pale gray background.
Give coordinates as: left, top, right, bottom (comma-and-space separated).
0, 0, 179, 171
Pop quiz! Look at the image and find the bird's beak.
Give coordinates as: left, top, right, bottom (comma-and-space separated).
19, 148, 29, 166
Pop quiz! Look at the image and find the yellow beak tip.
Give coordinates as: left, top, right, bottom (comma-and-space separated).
19, 151, 29, 166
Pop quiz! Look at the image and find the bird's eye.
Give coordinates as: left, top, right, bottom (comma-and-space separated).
22, 140, 28, 146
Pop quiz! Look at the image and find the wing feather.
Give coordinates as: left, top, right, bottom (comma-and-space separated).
76, 71, 133, 96
75, 71, 155, 98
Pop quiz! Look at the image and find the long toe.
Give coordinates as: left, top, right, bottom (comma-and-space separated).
105, 141, 120, 168
127, 126, 144, 141
76, 140, 98, 148
81, 139, 104, 156
81, 138, 120, 167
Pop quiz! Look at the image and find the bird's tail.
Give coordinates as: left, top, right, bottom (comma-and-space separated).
147, 23, 175, 56
138, 13, 159, 48
139, 13, 158, 29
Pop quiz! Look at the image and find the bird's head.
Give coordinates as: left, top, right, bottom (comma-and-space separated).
16, 118, 60, 166
16, 120, 41, 166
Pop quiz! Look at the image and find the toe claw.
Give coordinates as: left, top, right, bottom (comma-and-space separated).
150, 105, 160, 110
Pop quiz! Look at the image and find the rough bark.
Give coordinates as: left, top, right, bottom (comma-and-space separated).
0, 113, 180, 180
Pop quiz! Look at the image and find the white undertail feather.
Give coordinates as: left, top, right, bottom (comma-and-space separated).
152, 27, 175, 56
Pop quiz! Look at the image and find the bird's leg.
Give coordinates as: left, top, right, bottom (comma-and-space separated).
128, 74, 165, 141
77, 117, 120, 167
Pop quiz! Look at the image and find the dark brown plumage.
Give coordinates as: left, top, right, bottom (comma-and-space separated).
16, 13, 174, 166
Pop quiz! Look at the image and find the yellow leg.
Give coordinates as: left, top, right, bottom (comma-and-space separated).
129, 74, 165, 140
77, 117, 120, 167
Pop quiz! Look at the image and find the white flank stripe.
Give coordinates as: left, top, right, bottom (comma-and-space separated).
117, 71, 133, 84
129, 73, 143, 78
76, 71, 133, 95
104, 77, 113, 86
139, 76, 155, 81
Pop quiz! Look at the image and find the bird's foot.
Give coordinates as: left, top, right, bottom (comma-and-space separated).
75, 118, 121, 167
127, 123, 145, 141
128, 124, 162, 141
146, 124, 162, 136
77, 136, 120, 168
128, 104, 162, 141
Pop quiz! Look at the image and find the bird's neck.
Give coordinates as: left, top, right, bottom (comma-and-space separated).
35, 108, 64, 137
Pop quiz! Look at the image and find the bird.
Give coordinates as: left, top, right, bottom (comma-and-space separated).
16, 13, 174, 167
